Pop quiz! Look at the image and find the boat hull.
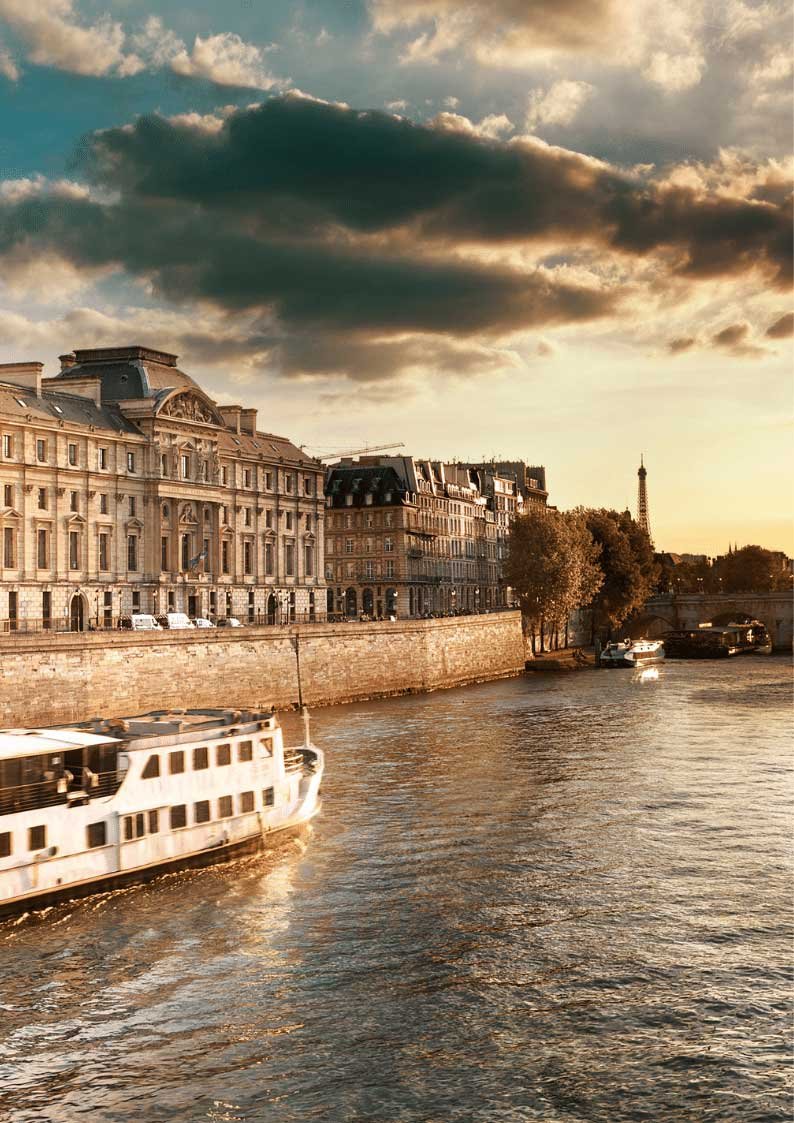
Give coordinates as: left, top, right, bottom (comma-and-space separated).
0, 801, 320, 922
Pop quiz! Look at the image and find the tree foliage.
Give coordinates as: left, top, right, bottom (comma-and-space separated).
577, 508, 659, 631
505, 509, 602, 635
717, 545, 790, 593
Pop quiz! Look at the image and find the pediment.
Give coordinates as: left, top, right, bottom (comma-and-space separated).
157, 389, 225, 427
303, 531, 316, 542
0, 507, 22, 519
126, 517, 144, 530
65, 513, 86, 525
263, 527, 277, 537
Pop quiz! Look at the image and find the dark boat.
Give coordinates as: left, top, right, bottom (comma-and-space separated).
664, 621, 772, 659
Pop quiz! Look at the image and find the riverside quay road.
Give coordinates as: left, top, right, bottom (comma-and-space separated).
1, 656, 790, 1123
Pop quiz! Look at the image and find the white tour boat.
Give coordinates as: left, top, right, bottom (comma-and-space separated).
599, 638, 665, 668
0, 706, 323, 919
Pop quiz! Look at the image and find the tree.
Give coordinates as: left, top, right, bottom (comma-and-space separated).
579, 508, 659, 634
716, 545, 790, 593
505, 509, 602, 651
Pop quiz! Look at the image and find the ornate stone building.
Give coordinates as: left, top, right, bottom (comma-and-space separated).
324, 456, 519, 618
0, 346, 324, 630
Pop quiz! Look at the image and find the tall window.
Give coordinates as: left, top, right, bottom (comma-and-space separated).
384, 537, 394, 553
304, 476, 313, 496
161, 536, 168, 571
68, 443, 77, 466
99, 533, 109, 571
37, 487, 47, 510
285, 512, 293, 531
222, 539, 230, 574
127, 451, 136, 472
37, 528, 49, 568
128, 496, 136, 517
36, 439, 46, 462
265, 541, 274, 576
243, 540, 252, 575
305, 544, 314, 577
181, 534, 190, 571
285, 541, 295, 577
99, 493, 108, 514
70, 491, 78, 512
98, 447, 107, 469
69, 531, 79, 570
42, 591, 51, 629
244, 507, 252, 527
181, 454, 190, 479
3, 484, 11, 506
3, 527, 14, 567
244, 468, 251, 488
2, 434, 12, 458
127, 535, 138, 571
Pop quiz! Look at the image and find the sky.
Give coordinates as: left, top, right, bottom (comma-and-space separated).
0, 0, 791, 555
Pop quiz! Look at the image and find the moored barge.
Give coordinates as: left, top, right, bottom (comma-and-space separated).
0, 707, 323, 919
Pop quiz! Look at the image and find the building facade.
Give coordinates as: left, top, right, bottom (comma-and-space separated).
324, 456, 522, 618
0, 347, 325, 630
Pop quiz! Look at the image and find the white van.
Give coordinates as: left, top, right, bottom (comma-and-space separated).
157, 612, 195, 630
121, 614, 161, 631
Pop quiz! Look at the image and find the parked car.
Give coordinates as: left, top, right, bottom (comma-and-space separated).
216, 617, 243, 628
192, 617, 216, 628
155, 612, 196, 630
118, 613, 162, 631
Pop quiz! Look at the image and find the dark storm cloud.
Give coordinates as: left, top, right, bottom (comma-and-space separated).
2, 96, 790, 381
765, 312, 794, 339
80, 97, 793, 288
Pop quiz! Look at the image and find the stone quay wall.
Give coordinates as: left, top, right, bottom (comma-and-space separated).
1, 612, 525, 727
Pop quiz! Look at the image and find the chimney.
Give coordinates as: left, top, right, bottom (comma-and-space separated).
0, 361, 43, 398
240, 408, 257, 435
219, 405, 242, 434
59, 353, 77, 371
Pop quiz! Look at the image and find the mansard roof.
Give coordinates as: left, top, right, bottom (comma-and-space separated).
325, 464, 407, 506
55, 346, 202, 403
0, 382, 141, 435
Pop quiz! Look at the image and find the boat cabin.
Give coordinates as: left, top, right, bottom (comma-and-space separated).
0, 731, 122, 815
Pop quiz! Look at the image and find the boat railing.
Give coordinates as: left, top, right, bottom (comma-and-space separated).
0, 770, 122, 815
283, 750, 305, 775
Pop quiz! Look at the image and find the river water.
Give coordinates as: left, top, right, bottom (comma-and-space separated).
1, 656, 791, 1122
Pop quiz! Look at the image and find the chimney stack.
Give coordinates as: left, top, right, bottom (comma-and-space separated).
219, 405, 242, 434
0, 361, 43, 398
59, 353, 77, 371
240, 408, 257, 435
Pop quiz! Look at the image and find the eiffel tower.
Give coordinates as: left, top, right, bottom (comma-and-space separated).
637, 455, 652, 544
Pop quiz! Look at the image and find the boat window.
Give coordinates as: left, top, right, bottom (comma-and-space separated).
194, 800, 210, 824
170, 805, 187, 829
169, 751, 185, 775
193, 746, 209, 770
240, 791, 254, 813
238, 740, 253, 762
28, 825, 46, 850
87, 822, 106, 848
216, 744, 231, 767
148, 809, 159, 834
135, 813, 145, 838
263, 787, 275, 807
142, 755, 160, 779
124, 816, 134, 841
259, 738, 273, 758
218, 795, 233, 817
0, 831, 11, 858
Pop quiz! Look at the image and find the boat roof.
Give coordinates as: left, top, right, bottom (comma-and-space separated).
0, 729, 120, 760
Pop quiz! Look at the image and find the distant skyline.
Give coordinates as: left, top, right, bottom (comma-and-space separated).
0, 0, 791, 555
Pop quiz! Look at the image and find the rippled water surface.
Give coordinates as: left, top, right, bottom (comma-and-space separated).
1, 657, 792, 1122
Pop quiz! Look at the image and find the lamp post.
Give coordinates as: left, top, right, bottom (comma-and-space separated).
474, 586, 480, 614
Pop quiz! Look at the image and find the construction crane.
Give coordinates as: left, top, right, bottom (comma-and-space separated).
302, 442, 405, 464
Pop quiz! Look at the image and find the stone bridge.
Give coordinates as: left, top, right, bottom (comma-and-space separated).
632, 593, 793, 650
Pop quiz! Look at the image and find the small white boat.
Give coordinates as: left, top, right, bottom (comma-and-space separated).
599, 638, 665, 668
0, 706, 323, 919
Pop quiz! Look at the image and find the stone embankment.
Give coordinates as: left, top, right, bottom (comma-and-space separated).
1, 612, 525, 727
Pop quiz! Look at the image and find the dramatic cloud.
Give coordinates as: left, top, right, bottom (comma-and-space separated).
0, 0, 140, 78
526, 80, 594, 130
765, 312, 793, 339
131, 17, 287, 91
0, 96, 790, 381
